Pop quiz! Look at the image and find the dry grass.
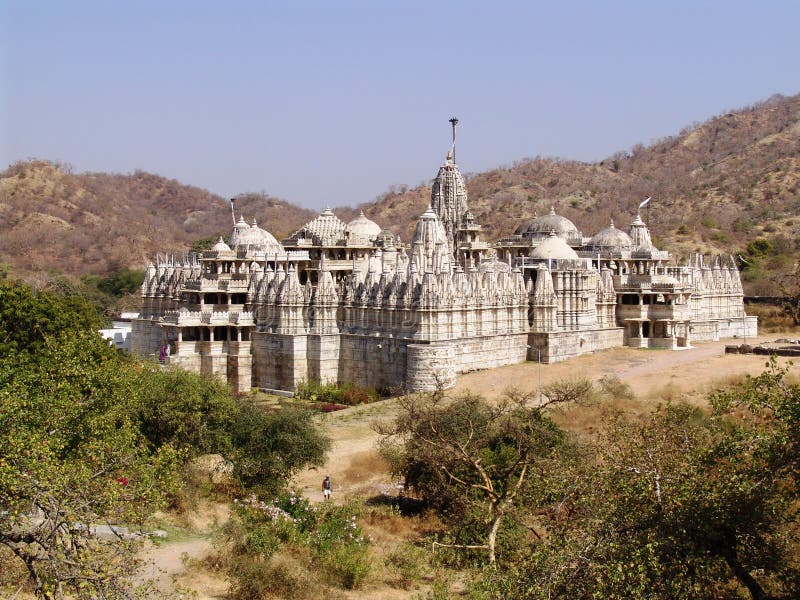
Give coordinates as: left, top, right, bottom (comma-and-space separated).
343, 450, 391, 484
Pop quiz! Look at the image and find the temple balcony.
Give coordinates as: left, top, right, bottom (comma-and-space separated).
162, 309, 255, 326
617, 304, 690, 322
167, 340, 252, 358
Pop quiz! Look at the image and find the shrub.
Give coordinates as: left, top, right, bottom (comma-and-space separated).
295, 380, 381, 406
597, 375, 635, 401
339, 385, 377, 406
385, 543, 427, 589
225, 494, 372, 591
322, 543, 371, 589
318, 402, 348, 413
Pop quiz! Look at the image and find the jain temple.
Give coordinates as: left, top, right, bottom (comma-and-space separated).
132, 122, 757, 394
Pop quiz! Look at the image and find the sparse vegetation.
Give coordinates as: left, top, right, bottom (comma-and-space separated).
295, 380, 382, 406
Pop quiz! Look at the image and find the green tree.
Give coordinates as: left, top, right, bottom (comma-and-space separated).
0, 279, 102, 356
229, 402, 331, 496
133, 366, 330, 495
0, 332, 181, 599
378, 388, 573, 564
506, 400, 800, 599
96, 267, 145, 298
134, 365, 240, 455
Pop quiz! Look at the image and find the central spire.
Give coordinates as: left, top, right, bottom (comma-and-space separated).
431, 117, 469, 256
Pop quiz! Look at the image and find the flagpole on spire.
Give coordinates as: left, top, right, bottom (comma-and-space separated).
449, 117, 459, 164
637, 196, 651, 218
230, 198, 236, 227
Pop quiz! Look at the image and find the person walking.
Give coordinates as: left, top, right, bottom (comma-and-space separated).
322, 475, 332, 500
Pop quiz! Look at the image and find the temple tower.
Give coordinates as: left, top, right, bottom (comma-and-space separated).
431, 117, 470, 253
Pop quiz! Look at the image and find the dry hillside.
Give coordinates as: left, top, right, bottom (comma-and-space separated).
1, 93, 798, 288
0, 162, 315, 276
360, 93, 800, 273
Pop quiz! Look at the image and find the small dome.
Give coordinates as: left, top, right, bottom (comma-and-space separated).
590, 220, 633, 248
530, 232, 579, 260
523, 206, 580, 239
289, 207, 347, 243
345, 210, 382, 240
212, 236, 232, 252
230, 216, 283, 251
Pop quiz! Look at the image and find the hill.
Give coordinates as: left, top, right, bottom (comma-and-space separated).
0, 161, 316, 277
1, 93, 798, 293
359, 94, 800, 293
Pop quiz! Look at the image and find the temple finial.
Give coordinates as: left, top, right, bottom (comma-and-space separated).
449, 117, 459, 164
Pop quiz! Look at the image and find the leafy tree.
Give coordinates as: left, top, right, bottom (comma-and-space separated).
0, 279, 102, 356
229, 402, 331, 496
0, 332, 181, 599
96, 267, 145, 298
133, 366, 330, 495
134, 365, 240, 455
774, 265, 800, 325
507, 399, 800, 599
0, 277, 330, 597
378, 388, 575, 564
711, 358, 800, 499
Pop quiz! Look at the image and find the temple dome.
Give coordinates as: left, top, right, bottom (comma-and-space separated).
530, 232, 579, 260
345, 210, 382, 240
522, 206, 580, 239
211, 236, 232, 253
230, 216, 283, 252
289, 208, 347, 243
590, 220, 633, 248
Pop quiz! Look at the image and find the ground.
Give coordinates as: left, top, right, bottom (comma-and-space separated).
145, 333, 800, 599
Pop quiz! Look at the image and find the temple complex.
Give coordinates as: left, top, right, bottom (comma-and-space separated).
132, 120, 757, 394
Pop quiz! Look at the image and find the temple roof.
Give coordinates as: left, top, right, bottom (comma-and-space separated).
345, 210, 382, 240
530, 232, 579, 260
521, 206, 581, 239
288, 207, 347, 243
590, 220, 633, 248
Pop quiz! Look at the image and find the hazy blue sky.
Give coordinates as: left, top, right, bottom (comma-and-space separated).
2, 0, 799, 209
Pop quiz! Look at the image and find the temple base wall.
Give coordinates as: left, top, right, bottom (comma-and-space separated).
690, 316, 758, 342
252, 332, 308, 391
528, 327, 624, 364
226, 342, 252, 395
338, 335, 408, 392
131, 318, 163, 358
406, 333, 528, 392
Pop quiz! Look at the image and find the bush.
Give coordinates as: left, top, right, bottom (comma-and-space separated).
322, 544, 371, 589
228, 552, 316, 600
385, 543, 427, 589
597, 375, 635, 401
224, 494, 372, 591
295, 380, 381, 406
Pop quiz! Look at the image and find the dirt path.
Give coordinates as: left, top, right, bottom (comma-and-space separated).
454, 333, 797, 401
140, 538, 210, 592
